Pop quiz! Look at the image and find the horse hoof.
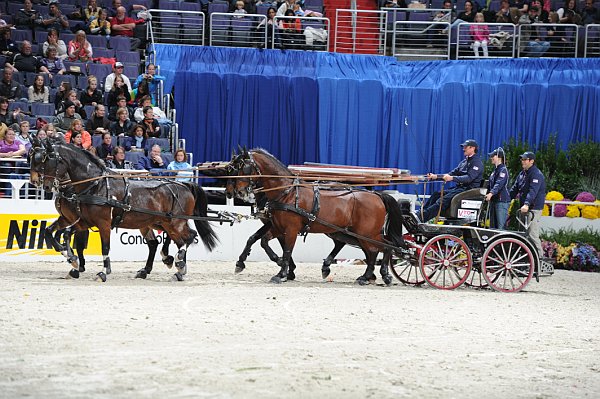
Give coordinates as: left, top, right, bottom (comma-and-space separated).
270, 275, 286, 284
287, 271, 295, 281
171, 272, 184, 282
163, 255, 174, 268
105, 266, 111, 275
355, 276, 370, 286
135, 269, 147, 279
322, 268, 331, 279
96, 272, 107, 282
79, 264, 85, 273
383, 275, 393, 286
68, 269, 79, 279
176, 264, 187, 276
235, 261, 245, 274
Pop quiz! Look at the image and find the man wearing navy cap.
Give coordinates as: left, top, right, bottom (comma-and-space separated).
419, 139, 484, 223
509, 151, 546, 256
485, 147, 510, 229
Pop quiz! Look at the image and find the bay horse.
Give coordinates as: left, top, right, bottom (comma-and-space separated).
29, 138, 218, 282
225, 178, 347, 280
228, 148, 405, 285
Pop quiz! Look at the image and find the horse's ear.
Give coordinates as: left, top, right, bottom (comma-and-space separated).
31, 135, 40, 148
242, 146, 248, 158
44, 139, 54, 153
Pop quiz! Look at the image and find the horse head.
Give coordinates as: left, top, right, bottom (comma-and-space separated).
226, 148, 257, 203
29, 138, 68, 192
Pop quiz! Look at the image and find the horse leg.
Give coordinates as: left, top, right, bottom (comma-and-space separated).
356, 251, 378, 286
166, 226, 197, 282
45, 220, 79, 277
95, 225, 112, 282
160, 234, 174, 268
62, 227, 81, 279
322, 239, 346, 279
236, 222, 273, 274
379, 249, 393, 286
271, 233, 296, 284
136, 229, 158, 279
74, 230, 89, 273
275, 236, 297, 281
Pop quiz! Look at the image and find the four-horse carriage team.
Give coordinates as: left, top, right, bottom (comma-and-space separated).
27, 135, 553, 293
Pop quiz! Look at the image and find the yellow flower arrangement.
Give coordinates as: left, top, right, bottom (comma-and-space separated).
542, 204, 550, 216
556, 243, 576, 265
566, 204, 580, 218
581, 201, 600, 219
545, 191, 564, 201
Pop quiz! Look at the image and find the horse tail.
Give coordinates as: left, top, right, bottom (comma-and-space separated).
184, 182, 219, 251
380, 193, 405, 249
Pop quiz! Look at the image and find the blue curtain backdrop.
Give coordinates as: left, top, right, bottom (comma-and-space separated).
155, 45, 600, 184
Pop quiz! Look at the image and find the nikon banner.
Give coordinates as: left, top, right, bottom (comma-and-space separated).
0, 199, 363, 263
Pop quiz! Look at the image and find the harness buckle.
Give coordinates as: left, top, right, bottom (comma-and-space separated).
123, 204, 132, 212
308, 214, 316, 222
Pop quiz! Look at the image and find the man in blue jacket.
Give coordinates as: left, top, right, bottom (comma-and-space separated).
485, 147, 510, 229
135, 144, 167, 174
420, 139, 484, 223
509, 151, 546, 257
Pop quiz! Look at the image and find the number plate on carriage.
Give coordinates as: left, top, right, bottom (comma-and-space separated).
461, 200, 482, 209
457, 209, 478, 219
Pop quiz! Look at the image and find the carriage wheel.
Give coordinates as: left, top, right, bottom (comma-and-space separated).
481, 237, 534, 293
419, 234, 472, 290
390, 255, 425, 286
464, 266, 490, 289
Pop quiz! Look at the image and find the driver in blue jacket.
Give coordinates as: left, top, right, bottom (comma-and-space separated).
509, 151, 546, 257
419, 139, 484, 222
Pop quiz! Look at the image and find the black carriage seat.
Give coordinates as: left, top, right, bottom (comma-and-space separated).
416, 223, 464, 238
442, 180, 488, 219
396, 198, 465, 237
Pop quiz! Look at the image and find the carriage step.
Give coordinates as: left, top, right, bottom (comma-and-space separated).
539, 259, 555, 276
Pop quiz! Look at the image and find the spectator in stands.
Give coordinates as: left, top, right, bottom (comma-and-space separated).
124, 123, 147, 152
70, 131, 85, 148
581, 0, 599, 25
279, 9, 303, 48
557, 0, 582, 24
452, 0, 476, 29
133, 64, 166, 106
40, 123, 63, 140
86, 104, 111, 135
233, 1, 248, 18
256, 7, 278, 48
0, 97, 24, 128
0, 28, 18, 59
41, 1, 71, 33
36, 128, 47, 140
132, 79, 150, 106
68, 30, 93, 62
0, 69, 24, 101
84, 0, 103, 25
0, 127, 27, 196
470, 13, 490, 57
107, 145, 126, 169
90, 9, 111, 36
28, 74, 50, 103
42, 29, 68, 61
530, 0, 550, 22
496, 0, 514, 23
80, 75, 103, 106
107, 75, 131, 108
485, 147, 510, 229
141, 106, 161, 138
510, 0, 529, 15
107, 0, 148, 19
11, 41, 48, 74
276, 0, 295, 17
109, 95, 134, 121
15, 120, 32, 153
64, 119, 91, 149
109, 107, 134, 136
57, 90, 87, 119
105, 62, 132, 93
136, 143, 167, 172
54, 100, 82, 133
133, 95, 166, 122
382, 0, 408, 8
110, 6, 143, 50
41, 45, 67, 79
519, 6, 551, 56
54, 81, 72, 111
95, 131, 114, 161
168, 149, 193, 182
509, 151, 546, 256
15, 0, 42, 32
417, 139, 483, 223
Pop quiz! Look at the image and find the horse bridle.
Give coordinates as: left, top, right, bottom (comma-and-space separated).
229, 153, 262, 198
30, 144, 68, 192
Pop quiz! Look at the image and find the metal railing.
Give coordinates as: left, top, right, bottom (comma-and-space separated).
456, 23, 516, 59
209, 12, 268, 48
335, 9, 387, 55
272, 16, 330, 51
584, 24, 600, 58
517, 23, 579, 58
148, 9, 206, 46
393, 21, 451, 59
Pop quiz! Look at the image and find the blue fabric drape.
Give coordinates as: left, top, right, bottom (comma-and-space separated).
155, 45, 600, 183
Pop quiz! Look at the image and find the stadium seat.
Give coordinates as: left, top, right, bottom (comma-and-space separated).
31, 102, 56, 117
125, 150, 144, 165
146, 137, 171, 153
180, 2, 201, 12
8, 101, 29, 113
116, 50, 141, 65
52, 74, 77, 89
84, 105, 96, 119
158, 0, 181, 11
63, 61, 88, 76
87, 34, 109, 49
94, 48, 116, 58
123, 64, 140, 80
110, 36, 132, 52
12, 29, 33, 43
88, 63, 113, 88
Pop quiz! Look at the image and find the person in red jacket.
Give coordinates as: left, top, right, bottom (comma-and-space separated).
64, 119, 92, 150
110, 6, 143, 50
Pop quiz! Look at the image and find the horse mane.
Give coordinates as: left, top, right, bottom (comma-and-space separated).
251, 148, 291, 174
59, 143, 108, 173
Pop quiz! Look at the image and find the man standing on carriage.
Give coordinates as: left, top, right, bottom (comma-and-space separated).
418, 139, 484, 223
509, 151, 546, 257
